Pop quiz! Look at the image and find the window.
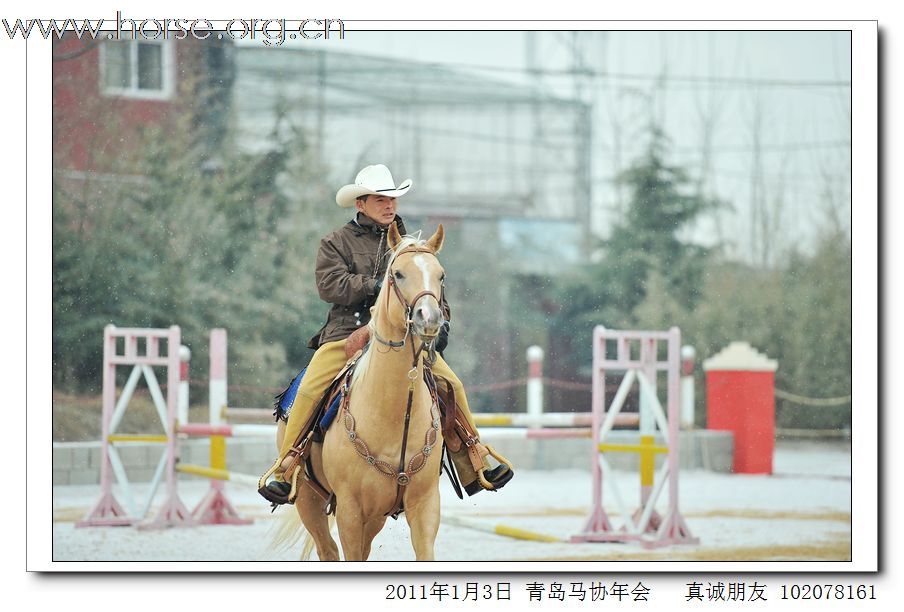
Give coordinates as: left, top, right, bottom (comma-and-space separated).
100, 39, 174, 100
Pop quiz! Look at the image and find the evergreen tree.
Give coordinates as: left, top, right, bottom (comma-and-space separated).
604, 125, 716, 315
551, 125, 718, 372
52, 111, 334, 392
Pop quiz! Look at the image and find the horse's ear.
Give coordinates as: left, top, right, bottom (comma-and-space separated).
387, 222, 402, 250
426, 224, 444, 254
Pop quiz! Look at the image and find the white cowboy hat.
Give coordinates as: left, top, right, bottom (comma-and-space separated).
335, 164, 413, 208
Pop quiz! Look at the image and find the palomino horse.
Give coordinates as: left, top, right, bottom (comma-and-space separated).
277, 224, 447, 561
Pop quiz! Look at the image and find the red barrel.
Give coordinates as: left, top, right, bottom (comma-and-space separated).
703, 342, 778, 474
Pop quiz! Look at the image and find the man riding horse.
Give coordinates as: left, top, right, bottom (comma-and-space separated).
260, 163, 514, 505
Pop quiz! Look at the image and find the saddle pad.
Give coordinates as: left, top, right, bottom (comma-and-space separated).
318, 391, 343, 431
273, 367, 307, 421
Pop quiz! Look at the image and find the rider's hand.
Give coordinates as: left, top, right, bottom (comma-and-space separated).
436, 321, 450, 354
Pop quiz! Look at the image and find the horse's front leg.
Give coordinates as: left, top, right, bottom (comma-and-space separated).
361, 516, 388, 560
294, 486, 339, 561
404, 490, 441, 561
335, 504, 368, 561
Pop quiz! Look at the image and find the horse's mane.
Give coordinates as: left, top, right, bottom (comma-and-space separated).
349, 233, 429, 390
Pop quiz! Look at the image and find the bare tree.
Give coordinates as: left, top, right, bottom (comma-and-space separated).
692, 32, 729, 251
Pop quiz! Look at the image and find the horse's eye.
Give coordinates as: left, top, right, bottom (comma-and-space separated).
440, 274, 446, 283
394, 271, 404, 280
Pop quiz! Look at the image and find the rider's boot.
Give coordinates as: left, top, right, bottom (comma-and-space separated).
258, 391, 319, 506
258, 444, 306, 506
259, 338, 359, 506
433, 371, 515, 495
448, 431, 514, 495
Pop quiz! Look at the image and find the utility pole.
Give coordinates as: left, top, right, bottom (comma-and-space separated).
569, 32, 595, 257
526, 31, 545, 218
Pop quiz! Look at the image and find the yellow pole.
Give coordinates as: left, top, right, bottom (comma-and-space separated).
472, 415, 514, 426
494, 524, 563, 543
638, 435, 656, 487
597, 441, 668, 455
598, 437, 668, 489
176, 463, 230, 481
210, 434, 227, 470
107, 434, 169, 444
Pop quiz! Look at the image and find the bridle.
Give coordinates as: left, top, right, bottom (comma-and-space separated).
371, 245, 443, 352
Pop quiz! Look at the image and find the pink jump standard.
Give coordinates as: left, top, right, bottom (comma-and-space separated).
571, 326, 698, 549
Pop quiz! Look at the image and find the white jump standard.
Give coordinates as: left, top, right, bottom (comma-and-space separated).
77, 325, 193, 528
571, 326, 698, 549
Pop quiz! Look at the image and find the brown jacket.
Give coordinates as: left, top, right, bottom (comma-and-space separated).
309, 213, 449, 349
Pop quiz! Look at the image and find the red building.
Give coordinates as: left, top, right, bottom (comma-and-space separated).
53, 34, 233, 177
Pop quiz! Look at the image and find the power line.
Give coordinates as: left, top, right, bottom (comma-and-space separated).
595, 140, 850, 155
427, 60, 851, 89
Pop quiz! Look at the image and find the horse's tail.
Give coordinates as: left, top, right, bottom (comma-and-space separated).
267, 506, 336, 561
267, 507, 312, 560
298, 515, 338, 560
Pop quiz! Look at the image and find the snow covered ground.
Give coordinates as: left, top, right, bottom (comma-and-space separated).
51, 439, 852, 565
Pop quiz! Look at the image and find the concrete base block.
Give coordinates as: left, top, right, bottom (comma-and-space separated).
116, 445, 150, 467
69, 468, 102, 485
684, 429, 735, 472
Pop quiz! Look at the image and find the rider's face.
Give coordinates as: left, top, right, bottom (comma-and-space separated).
356, 195, 398, 226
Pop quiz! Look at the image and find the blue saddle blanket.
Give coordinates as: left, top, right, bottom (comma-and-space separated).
273, 367, 343, 431
273, 368, 306, 421
319, 392, 343, 430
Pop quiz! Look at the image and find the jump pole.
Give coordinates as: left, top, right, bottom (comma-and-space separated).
479, 427, 592, 440
442, 515, 564, 543
472, 412, 638, 428
175, 464, 261, 488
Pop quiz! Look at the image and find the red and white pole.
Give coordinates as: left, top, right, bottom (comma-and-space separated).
178, 345, 191, 426
209, 329, 227, 427
190, 328, 250, 524
680, 345, 696, 429
526, 345, 544, 419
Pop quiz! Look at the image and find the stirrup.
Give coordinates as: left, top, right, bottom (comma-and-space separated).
465, 464, 514, 496
476, 444, 514, 491
257, 459, 301, 506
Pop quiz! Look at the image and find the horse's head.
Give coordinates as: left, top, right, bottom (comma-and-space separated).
382, 223, 446, 343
